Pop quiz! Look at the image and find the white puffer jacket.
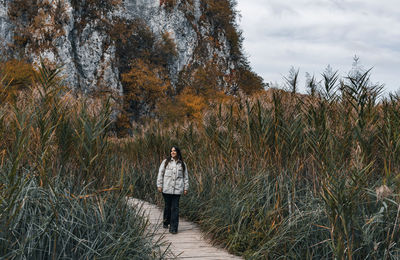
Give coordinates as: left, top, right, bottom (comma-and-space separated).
157, 158, 189, 195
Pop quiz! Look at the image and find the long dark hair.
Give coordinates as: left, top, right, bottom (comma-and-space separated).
165, 146, 185, 172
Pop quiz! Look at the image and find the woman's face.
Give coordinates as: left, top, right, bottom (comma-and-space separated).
171, 148, 178, 159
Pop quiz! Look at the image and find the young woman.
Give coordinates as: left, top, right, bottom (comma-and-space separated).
157, 146, 189, 234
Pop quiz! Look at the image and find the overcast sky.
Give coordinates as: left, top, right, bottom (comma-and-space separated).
236, 0, 400, 95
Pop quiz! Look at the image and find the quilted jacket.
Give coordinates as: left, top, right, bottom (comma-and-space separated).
157, 158, 189, 195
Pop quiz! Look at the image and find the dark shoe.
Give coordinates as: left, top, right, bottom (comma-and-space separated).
163, 223, 169, 229
169, 229, 177, 234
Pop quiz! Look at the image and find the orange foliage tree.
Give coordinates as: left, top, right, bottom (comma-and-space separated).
121, 59, 171, 119
177, 89, 208, 121
237, 67, 266, 95
0, 59, 35, 89
159, 60, 232, 122
7, 0, 69, 55
153, 32, 178, 68
0, 59, 36, 104
202, 0, 242, 60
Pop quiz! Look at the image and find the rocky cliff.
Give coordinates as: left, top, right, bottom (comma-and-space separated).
0, 1, 12, 50
0, 0, 243, 94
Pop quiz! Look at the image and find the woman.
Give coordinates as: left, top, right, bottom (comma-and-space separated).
157, 146, 189, 234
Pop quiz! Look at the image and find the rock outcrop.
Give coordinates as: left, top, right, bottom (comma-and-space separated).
0, 1, 13, 50
0, 0, 241, 93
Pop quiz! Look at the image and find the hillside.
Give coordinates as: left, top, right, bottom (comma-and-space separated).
0, 0, 264, 122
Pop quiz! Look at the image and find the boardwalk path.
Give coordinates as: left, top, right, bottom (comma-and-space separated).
127, 198, 243, 259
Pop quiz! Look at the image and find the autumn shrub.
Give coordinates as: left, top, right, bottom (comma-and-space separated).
70, 0, 121, 33
7, 0, 69, 55
121, 58, 171, 121
236, 66, 266, 95
154, 32, 179, 67
160, 0, 177, 11
202, 0, 242, 59
203, 0, 235, 31
0, 59, 35, 89
0, 59, 35, 104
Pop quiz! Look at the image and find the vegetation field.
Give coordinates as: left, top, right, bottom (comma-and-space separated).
115, 68, 400, 259
1, 61, 400, 259
0, 64, 170, 259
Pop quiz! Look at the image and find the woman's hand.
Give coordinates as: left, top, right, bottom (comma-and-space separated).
184, 190, 188, 195
158, 187, 162, 193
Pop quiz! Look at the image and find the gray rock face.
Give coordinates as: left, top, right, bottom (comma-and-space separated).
0, 0, 236, 93
0, 0, 13, 53
123, 0, 199, 83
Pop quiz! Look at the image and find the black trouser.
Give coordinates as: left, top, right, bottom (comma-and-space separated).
162, 193, 180, 232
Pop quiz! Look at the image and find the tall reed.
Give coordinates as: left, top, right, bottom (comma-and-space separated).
0, 63, 168, 259
116, 69, 400, 259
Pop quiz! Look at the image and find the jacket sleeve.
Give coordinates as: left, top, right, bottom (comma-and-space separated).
157, 159, 167, 188
184, 162, 189, 191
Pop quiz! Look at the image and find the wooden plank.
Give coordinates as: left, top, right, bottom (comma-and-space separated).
127, 198, 243, 259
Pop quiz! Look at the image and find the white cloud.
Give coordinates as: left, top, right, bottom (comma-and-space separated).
237, 0, 400, 94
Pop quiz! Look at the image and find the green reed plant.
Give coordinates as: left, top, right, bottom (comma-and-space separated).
380, 94, 400, 188
361, 190, 400, 259
341, 70, 383, 161
0, 174, 166, 259
32, 64, 65, 186
74, 98, 113, 184
118, 67, 400, 259
319, 150, 373, 259
0, 62, 168, 258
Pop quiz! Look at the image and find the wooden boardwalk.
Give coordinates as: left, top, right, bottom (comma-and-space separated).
127, 198, 243, 260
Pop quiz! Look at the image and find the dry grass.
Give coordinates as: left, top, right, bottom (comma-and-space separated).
0, 62, 168, 259
117, 69, 400, 259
